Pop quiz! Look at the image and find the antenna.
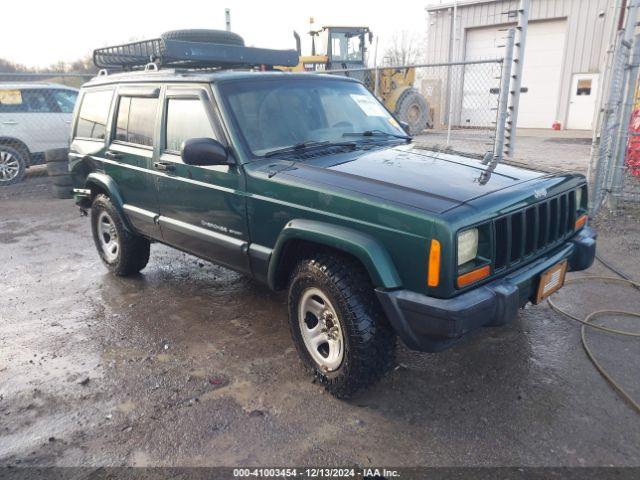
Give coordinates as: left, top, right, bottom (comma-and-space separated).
225, 8, 231, 32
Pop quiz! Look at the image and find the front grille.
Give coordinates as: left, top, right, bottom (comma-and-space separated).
494, 190, 577, 271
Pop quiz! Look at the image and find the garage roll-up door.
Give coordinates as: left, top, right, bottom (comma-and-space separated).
463, 19, 567, 129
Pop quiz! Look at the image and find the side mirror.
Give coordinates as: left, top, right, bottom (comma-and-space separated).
181, 138, 229, 166
399, 121, 410, 134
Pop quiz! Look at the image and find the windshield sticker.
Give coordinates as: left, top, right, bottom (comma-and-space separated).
0, 90, 23, 105
350, 94, 387, 117
388, 117, 400, 129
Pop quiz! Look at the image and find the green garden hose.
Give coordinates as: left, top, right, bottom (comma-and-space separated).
547, 274, 640, 414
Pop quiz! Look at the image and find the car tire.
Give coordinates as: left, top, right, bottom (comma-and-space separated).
91, 194, 151, 276
0, 145, 27, 186
161, 29, 244, 46
51, 184, 73, 199
394, 87, 432, 135
288, 253, 396, 398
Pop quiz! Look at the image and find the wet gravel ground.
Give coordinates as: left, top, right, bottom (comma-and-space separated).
1, 171, 640, 467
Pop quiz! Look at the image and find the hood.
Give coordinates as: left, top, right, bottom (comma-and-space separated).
279, 144, 551, 213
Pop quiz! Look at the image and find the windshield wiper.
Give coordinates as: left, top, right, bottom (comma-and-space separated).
264, 140, 356, 158
342, 130, 412, 141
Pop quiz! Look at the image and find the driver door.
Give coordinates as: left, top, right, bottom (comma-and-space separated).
155, 85, 250, 273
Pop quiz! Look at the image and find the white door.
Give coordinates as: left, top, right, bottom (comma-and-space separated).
0, 88, 65, 154
567, 73, 599, 130
463, 19, 567, 128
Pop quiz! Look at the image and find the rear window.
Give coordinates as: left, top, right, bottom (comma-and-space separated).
76, 89, 113, 140
115, 96, 157, 147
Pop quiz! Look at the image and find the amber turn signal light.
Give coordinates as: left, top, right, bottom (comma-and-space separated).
575, 214, 587, 230
457, 264, 490, 288
427, 239, 441, 287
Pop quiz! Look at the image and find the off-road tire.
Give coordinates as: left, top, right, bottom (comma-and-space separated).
51, 184, 73, 199
46, 161, 69, 177
45, 148, 68, 163
52, 175, 73, 187
91, 194, 150, 276
161, 29, 244, 46
288, 253, 396, 398
0, 145, 26, 186
394, 87, 431, 135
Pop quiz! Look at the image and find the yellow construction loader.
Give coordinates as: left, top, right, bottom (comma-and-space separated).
281, 25, 431, 135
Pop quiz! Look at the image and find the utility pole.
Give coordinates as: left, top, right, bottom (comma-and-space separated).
225, 8, 231, 31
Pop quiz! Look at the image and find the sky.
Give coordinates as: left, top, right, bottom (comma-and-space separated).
1, 0, 449, 68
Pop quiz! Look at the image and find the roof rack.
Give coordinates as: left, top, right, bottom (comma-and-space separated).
93, 37, 299, 71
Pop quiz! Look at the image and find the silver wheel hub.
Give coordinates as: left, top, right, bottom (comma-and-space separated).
298, 288, 344, 372
0, 151, 20, 182
97, 211, 119, 262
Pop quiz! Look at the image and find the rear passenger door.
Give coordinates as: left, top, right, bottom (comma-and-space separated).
103, 86, 161, 238
0, 89, 62, 154
154, 85, 250, 273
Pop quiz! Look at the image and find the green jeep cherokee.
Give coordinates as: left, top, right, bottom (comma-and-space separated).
70, 31, 596, 398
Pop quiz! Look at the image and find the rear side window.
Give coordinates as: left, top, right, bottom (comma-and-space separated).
51, 89, 78, 114
115, 96, 157, 147
76, 89, 113, 140
22, 90, 55, 112
165, 98, 216, 152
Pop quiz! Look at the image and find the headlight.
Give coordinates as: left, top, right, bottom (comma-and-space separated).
575, 188, 582, 211
457, 228, 479, 266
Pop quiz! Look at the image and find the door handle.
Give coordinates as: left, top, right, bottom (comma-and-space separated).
154, 161, 176, 172
2, 121, 18, 125
105, 151, 123, 160
65, 120, 71, 124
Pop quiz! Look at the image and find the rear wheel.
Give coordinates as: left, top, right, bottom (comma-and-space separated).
394, 88, 431, 135
288, 253, 396, 398
91, 194, 150, 276
0, 145, 26, 186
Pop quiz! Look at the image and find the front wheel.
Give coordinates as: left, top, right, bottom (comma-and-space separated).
288, 254, 396, 398
91, 194, 150, 276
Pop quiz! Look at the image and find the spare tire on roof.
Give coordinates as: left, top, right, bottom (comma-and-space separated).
161, 29, 244, 46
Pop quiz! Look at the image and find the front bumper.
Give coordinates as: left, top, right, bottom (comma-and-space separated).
376, 226, 597, 352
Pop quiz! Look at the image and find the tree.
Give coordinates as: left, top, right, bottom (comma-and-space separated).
381, 30, 426, 66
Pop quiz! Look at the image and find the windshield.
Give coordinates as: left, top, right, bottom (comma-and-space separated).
329, 32, 364, 62
220, 78, 406, 157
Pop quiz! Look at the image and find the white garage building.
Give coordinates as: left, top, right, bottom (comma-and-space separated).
425, 0, 616, 130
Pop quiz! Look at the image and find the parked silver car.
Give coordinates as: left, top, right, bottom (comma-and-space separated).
0, 83, 78, 185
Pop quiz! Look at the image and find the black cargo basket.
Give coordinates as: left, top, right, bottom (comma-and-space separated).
93, 37, 299, 70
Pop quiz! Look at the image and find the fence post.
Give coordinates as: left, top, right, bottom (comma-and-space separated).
446, 0, 459, 146
609, 32, 640, 210
504, 0, 530, 159
374, 67, 380, 99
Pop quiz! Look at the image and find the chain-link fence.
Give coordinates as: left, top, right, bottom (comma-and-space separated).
589, 0, 640, 214
319, 59, 504, 158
